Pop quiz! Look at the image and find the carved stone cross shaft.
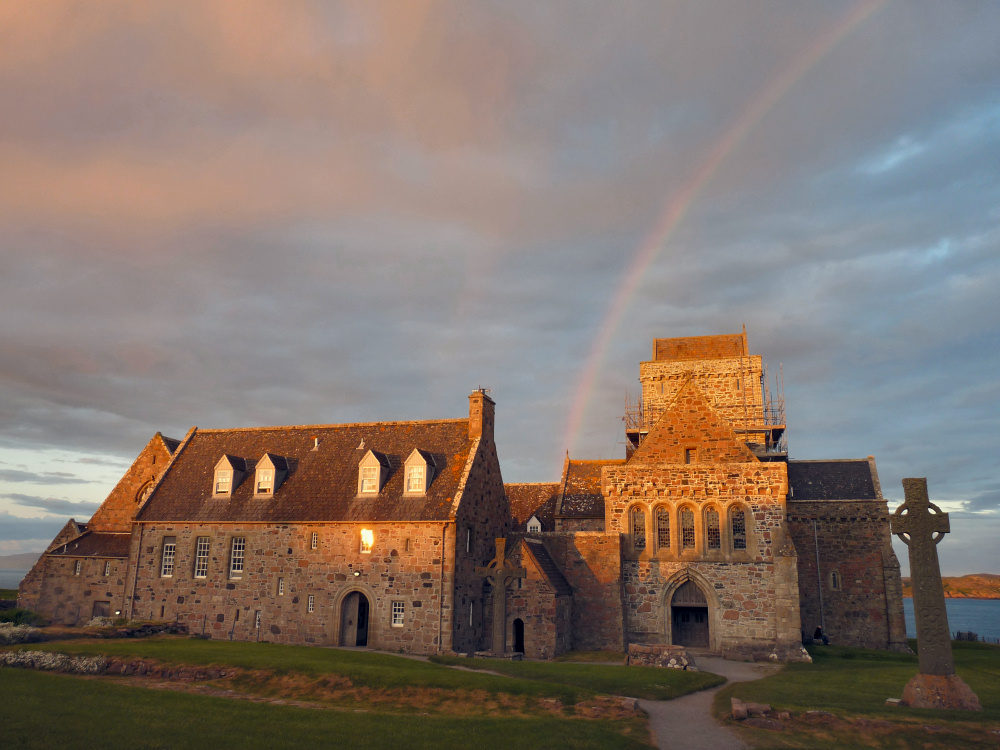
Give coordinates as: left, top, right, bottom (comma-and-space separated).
475, 538, 525, 655
891, 477, 952, 676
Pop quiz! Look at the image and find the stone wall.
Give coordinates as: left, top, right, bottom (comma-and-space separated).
640, 356, 765, 429
31, 555, 127, 625
556, 517, 604, 532
506, 583, 571, 660
89, 435, 175, 533
541, 532, 624, 652
787, 499, 907, 650
125, 521, 452, 652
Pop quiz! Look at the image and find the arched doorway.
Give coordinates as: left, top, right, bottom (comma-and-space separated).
670, 580, 709, 647
340, 591, 371, 647
513, 618, 525, 654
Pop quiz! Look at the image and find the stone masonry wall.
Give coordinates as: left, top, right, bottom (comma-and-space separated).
451, 439, 511, 655
787, 499, 904, 649
126, 521, 452, 652
640, 356, 764, 430
89, 435, 174, 533
542, 532, 624, 652
556, 517, 604, 532
505, 548, 572, 659
32, 556, 127, 625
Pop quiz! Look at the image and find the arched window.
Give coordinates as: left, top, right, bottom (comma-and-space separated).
730, 508, 747, 551
830, 570, 842, 591
630, 507, 646, 550
706, 508, 721, 550
681, 508, 695, 550
655, 507, 670, 550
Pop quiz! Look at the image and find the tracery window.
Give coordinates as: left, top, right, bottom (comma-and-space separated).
706, 508, 721, 550
731, 508, 747, 551
681, 508, 695, 550
655, 507, 670, 550
630, 507, 646, 550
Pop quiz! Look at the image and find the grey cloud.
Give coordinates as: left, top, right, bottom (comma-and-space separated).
2, 493, 100, 516
0, 512, 73, 542
0, 469, 95, 485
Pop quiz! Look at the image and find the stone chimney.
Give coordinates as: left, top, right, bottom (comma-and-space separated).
468, 389, 495, 442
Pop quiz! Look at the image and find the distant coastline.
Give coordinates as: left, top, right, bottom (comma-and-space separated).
0, 552, 41, 571
902, 573, 1000, 600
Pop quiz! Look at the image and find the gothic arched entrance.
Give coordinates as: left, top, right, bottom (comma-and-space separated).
340, 591, 371, 646
670, 580, 709, 648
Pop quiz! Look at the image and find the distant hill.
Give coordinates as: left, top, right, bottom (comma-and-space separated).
902, 573, 1000, 600
0, 552, 41, 570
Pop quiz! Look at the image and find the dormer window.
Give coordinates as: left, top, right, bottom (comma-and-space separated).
357, 450, 389, 495
526, 515, 542, 533
403, 449, 435, 496
253, 453, 287, 498
213, 455, 246, 497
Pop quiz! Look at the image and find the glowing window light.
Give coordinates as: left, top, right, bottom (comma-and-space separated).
360, 528, 374, 553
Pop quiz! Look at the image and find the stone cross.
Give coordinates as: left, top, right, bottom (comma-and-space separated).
475, 538, 525, 656
891, 478, 980, 710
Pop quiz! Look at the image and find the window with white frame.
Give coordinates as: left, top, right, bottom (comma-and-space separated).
526, 515, 542, 533
74, 560, 81, 576
215, 471, 231, 494
277, 577, 285, 596
310, 531, 318, 550
104, 560, 111, 576
254, 610, 261, 630
161, 538, 176, 577
406, 464, 424, 493
194, 537, 210, 578
256, 470, 273, 495
360, 465, 378, 493
307, 594, 315, 613
229, 537, 245, 578
391, 601, 405, 627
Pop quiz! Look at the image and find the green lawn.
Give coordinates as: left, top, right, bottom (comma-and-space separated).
25, 637, 590, 704
716, 641, 1000, 749
0, 667, 651, 750
430, 653, 724, 700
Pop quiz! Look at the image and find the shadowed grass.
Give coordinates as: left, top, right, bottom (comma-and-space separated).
0, 588, 18, 601
714, 641, 1000, 749
554, 650, 627, 663
1, 667, 652, 750
429, 654, 724, 700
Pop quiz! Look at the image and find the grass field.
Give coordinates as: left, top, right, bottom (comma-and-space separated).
1, 667, 651, 750
716, 641, 1000, 749
430, 653, 724, 700
0, 588, 17, 600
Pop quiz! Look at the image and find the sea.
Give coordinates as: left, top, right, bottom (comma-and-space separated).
903, 597, 1000, 642
0, 569, 30, 590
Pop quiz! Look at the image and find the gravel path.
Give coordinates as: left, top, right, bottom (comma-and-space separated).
638, 656, 781, 750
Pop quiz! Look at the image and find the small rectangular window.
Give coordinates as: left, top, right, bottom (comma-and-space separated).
307, 594, 315, 613
104, 560, 111, 577
254, 610, 261, 629
361, 466, 378, 493
360, 528, 373, 554
74, 560, 81, 576
466, 527, 472, 554
311, 532, 318, 550
684, 448, 696, 464
278, 577, 285, 596
216, 472, 231, 494
257, 470, 273, 494
391, 601, 405, 627
161, 538, 176, 577
406, 465, 424, 492
194, 537, 210, 578
229, 537, 245, 578
468, 601, 473, 627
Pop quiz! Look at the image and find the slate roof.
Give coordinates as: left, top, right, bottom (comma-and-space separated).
522, 538, 572, 596
557, 459, 622, 518
48, 532, 132, 558
505, 483, 559, 532
138, 420, 476, 523
787, 460, 877, 501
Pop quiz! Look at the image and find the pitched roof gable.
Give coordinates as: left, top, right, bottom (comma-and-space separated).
556, 458, 623, 518
520, 538, 572, 596
788, 460, 878, 501
506, 483, 559, 531
137, 419, 476, 523
628, 377, 756, 464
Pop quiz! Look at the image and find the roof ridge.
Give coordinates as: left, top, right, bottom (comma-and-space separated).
195, 418, 469, 433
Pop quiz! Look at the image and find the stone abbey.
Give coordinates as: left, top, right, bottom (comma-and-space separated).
19, 331, 908, 661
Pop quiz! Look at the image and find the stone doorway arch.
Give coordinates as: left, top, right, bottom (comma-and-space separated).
662, 570, 720, 652
333, 586, 377, 647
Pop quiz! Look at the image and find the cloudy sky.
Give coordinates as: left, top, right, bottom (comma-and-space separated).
1, 1, 998, 575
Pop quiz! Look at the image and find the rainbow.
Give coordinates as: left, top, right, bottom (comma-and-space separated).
560, 0, 887, 464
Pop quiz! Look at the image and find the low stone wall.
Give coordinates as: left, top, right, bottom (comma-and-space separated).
626, 643, 697, 670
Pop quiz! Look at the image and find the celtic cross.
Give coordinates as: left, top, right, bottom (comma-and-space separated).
475, 538, 525, 655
